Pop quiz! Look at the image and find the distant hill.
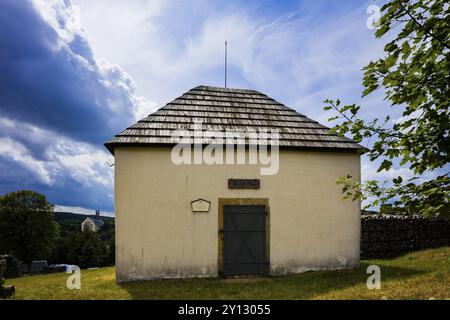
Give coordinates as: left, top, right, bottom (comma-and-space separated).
54, 211, 114, 226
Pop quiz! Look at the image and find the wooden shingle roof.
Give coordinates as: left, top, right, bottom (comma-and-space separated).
105, 85, 361, 154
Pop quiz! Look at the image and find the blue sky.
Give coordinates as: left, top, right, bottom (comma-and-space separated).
0, 0, 423, 215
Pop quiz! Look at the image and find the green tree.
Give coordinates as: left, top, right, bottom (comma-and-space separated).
324, 0, 449, 218
0, 190, 59, 264
105, 234, 115, 266
67, 231, 107, 268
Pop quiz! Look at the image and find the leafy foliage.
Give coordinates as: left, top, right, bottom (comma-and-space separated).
49, 217, 114, 268
325, 0, 449, 218
0, 190, 59, 264
66, 231, 108, 269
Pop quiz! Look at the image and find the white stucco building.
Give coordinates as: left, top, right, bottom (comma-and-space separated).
106, 85, 361, 281
81, 210, 104, 232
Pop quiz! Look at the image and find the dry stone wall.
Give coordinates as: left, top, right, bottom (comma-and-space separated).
361, 215, 450, 259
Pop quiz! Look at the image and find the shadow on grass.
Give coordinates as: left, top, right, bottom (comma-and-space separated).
119, 262, 425, 300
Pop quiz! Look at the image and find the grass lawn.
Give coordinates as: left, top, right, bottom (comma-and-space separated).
5, 247, 450, 300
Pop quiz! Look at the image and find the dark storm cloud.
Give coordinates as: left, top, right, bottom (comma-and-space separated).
0, 0, 152, 212
0, 0, 138, 145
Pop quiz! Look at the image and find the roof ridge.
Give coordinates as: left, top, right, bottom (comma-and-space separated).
193, 85, 260, 94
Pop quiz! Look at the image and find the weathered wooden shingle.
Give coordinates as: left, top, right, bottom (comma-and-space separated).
105, 85, 361, 153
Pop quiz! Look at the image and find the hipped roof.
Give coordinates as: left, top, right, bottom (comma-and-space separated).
105, 85, 361, 154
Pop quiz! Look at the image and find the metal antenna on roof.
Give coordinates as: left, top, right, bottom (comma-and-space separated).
224, 40, 227, 88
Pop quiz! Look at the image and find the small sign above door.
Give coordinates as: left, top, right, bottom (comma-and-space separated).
191, 199, 211, 212
228, 178, 261, 190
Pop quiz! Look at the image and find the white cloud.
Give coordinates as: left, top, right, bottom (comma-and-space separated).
0, 116, 114, 190
96, 59, 159, 122
362, 163, 413, 182
45, 139, 113, 188
28, 0, 156, 126
71, 0, 387, 115
0, 137, 53, 185
361, 161, 438, 184
132, 95, 158, 121
31, 0, 84, 47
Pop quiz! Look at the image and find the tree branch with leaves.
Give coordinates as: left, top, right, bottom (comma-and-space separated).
324, 0, 449, 219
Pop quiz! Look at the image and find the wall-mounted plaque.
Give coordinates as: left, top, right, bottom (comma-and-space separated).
191, 199, 211, 212
228, 178, 261, 190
